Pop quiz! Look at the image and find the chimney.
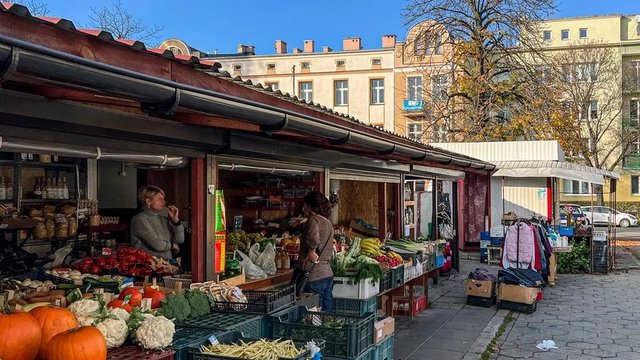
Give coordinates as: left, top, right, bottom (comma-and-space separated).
293, 48, 303, 54
322, 46, 333, 53
382, 35, 397, 48
304, 40, 315, 53
275, 40, 287, 54
236, 44, 255, 55
343, 37, 362, 51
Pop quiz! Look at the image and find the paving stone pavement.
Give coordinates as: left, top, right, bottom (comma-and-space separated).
493, 269, 640, 359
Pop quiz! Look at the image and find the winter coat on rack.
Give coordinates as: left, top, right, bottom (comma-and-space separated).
502, 222, 535, 269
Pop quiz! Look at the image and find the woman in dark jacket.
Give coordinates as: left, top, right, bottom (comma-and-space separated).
298, 191, 335, 312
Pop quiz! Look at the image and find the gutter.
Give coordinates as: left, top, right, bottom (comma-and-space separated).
0, 35, 495, 171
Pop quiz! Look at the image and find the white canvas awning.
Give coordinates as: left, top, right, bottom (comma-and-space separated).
492, 160, 620, 185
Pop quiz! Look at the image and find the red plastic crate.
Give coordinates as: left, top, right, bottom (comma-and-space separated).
393, 295, 427, 317
108, 346, 175, 360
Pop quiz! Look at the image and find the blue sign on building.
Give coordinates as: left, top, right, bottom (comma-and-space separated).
403, 99, 424, 111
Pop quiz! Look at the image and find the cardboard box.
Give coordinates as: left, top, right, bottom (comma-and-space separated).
217, 273, 246, 287
466, 279, 496, 298
374, 316, 395, 344
498, 283, 539, 305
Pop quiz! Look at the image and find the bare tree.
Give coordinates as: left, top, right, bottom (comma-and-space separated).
87, 0, 163, 43
401, 0, 556, 142
18, 0, 50, 16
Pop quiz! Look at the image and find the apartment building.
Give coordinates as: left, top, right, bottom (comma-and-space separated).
531, 15, 640, 204
159, 37, 398, 131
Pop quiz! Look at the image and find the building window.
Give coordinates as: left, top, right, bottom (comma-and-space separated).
407, 122, 424, 142
267, 63, 276, 70
415, 31, 443, 56
168, 46, 183, 56
336, 60, 346, 67
535, 65, 552, 83
299, 82, 313, 102
407, 76, 423, 101
631, 100, 640, 125
632, 175, 640, 195
629, 61, 640, 91
265, 82, 279, 91
233, 64, 242, 71
579, 28, 588, 39
372, 58, 382, 66
577, 63, 599, 82
543, 30, 552, 42
580, 101, 598, 121
563, 179, 591, 195
432, 75, 448, 101
301, 62, 310, 69
561, 29, 570, 41
334, 80, 348, 106
370, 79, 384, 104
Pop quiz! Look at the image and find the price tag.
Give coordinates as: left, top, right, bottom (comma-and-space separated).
141, 298, 152, 311
208, 335, 219, 345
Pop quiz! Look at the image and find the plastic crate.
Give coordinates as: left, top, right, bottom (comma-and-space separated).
188, 331, 325, 360
466, 295, 497, 308
390, 266, 404, 288
498, 300, 537, 314
333, 296, 378, 317
108, 346, 175, 360
176, 312, 265, 338
393, 295, 427, 317
270, 306, 375, 359
211, 284, 295, 314
374, 334, 394, 360
379, 270, 392, 292
172, 327, 226, 360
325, 345, 375, 360
403, 266, 418, 282
333, 277, 380, 300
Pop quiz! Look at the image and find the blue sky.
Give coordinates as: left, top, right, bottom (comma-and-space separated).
29, 0, 640, 54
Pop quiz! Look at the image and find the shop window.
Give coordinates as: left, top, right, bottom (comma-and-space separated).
265, 82, 279, 91
370, 79, 384, 104
632, 175, 640, 195
563, 179, 592, 195
407, 76, 423, 101
561, 29, 570, 41
432, 75, 448, 102
334, 80, 348, 106
579, 28, 588, 39
407, 122, 424, 142
299, 82, 313, 102
543, 30, 552, 42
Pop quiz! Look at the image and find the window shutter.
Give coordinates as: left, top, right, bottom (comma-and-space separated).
632, 176, 639, 195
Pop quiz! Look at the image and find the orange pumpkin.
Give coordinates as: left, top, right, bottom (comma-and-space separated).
46, 326, 107, 360
0, 310, 42, 360
29, 306, 78, 360
142, 286, 166, 309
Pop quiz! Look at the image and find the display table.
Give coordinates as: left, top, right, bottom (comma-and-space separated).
548, 246, 573, 286
238, 270, 293, 291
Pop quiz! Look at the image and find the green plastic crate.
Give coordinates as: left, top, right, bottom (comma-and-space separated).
374, 334, 394, 360
270, 306, 374, 359
333, 296, 378, 317
172, 328, 226, 360
325, 345, 375, 360
175, 312, 265, 338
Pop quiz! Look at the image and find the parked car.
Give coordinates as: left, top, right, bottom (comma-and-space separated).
559, 204, 586, 225
582, 206, 638, 227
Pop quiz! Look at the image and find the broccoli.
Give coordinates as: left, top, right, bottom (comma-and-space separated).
185, 290, 211, 318
159, 293, 191, 322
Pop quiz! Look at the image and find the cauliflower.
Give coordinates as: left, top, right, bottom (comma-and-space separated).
135, 315, 175, 350
109, 308, 131, 322
67, 298, 101, 326
96, 318, 128, 348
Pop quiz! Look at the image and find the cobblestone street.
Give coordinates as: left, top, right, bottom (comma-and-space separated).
494, 267, 640, 359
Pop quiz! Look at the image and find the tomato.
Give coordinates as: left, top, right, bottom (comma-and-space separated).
81, 257, 94, 264
107, 299, 133, 313
90, 265, 101, 274
142, 287, 166, 309
95, 257, 107, 267
119, 288, 142, 307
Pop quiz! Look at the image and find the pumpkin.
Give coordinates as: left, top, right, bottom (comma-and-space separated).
46, 326, 107, 360
0, 309, 42, 360
107, 299, 132, 313
118, 288, 142, 307
142, 287, 166, 309
29, 306, 78, 360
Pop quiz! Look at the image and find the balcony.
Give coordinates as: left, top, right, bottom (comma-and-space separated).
623, 153, 640, 170
403, 99, 425, 112
622, 117, 640, 131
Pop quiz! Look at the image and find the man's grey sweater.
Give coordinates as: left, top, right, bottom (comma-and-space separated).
130, 208, 185, 259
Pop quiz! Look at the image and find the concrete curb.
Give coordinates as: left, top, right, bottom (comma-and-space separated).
461, 309, 511, 359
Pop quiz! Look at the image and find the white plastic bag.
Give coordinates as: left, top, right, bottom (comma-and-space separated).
248, 243, 261, 263
255, 243, 277, 276
236, 250, 267, 280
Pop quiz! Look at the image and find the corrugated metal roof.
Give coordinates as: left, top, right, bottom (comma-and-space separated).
492, 160, 620, 184
431, 141, 565, 162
